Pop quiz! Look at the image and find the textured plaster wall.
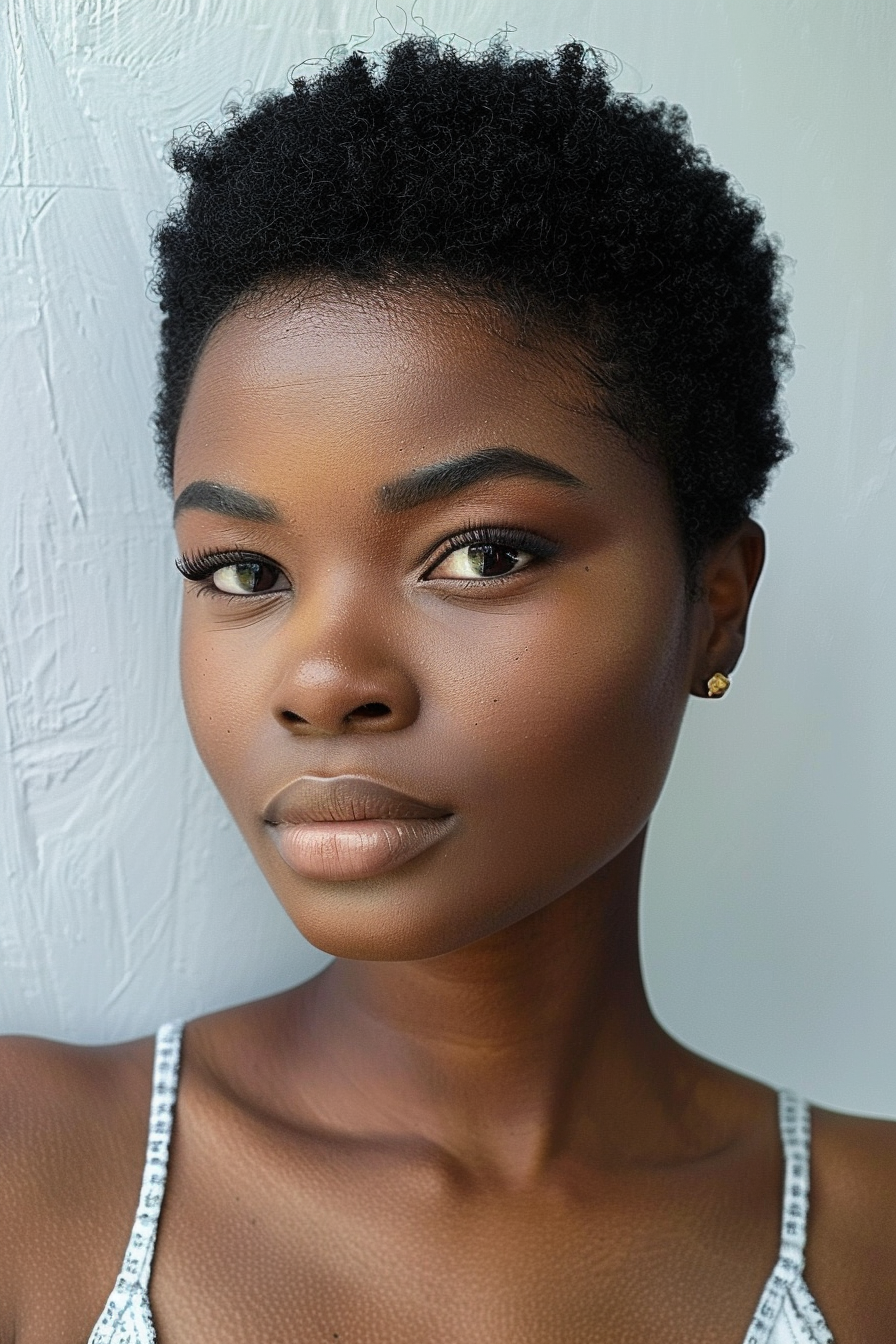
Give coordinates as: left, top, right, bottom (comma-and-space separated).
1, 1, 894, 1115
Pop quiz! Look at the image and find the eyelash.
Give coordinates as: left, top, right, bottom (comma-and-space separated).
175, 527, 560, 595
176, 548, 271, 584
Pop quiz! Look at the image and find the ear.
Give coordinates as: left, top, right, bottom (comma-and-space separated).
689, 520, 766, 698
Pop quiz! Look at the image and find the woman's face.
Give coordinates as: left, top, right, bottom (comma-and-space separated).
173, 288, 697, 960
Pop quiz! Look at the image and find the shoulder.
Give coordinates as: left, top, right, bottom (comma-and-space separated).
807, 1105, 896, 1342
0, 1027, 152, 1102
811, 1105, 896, 1244
0, 1033, 155, 1341
0, 1031, 154, 1169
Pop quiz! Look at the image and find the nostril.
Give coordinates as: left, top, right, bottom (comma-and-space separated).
281, 710, 308, 725
347, 702, 390, 721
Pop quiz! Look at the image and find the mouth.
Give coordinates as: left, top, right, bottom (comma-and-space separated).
263, 775, 456, 882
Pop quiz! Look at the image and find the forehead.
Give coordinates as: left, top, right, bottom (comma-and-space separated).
173, 286, 642, 500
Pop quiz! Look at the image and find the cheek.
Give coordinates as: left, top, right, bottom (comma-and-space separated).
423, 578, 690, 879
179, 612, 263, 791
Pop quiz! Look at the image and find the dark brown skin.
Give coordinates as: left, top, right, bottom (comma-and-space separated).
1, 287, 895, 1343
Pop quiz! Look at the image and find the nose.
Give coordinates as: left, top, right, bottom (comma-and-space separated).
273, 654, 420, 736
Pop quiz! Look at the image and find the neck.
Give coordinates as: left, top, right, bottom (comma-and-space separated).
276, 830, 701, 1182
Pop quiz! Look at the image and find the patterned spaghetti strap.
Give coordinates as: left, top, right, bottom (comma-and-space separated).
741, 1091, 833, 1343
88, 1020, 183, 1344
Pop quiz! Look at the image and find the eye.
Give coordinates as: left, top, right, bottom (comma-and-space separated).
421, 527, 559, 584
429, 543, 533, 581
176, 550, 289, 596
211, 560, 285, 594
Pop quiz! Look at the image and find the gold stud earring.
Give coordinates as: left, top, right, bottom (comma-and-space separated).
706, 672, 731, 698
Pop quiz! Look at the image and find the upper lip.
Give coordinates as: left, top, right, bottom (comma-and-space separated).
263, 776, 452, 826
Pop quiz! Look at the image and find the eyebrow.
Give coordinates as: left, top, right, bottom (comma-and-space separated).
378, 447, 584, 513
173, 480, 280, 523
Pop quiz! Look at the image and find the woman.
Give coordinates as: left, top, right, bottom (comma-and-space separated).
0, 36, 893, 1344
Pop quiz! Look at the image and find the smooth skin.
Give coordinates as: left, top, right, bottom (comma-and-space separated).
1, 287, 895, 1343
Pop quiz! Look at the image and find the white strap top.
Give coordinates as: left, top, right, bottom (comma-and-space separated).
88, 1023, 834, 1344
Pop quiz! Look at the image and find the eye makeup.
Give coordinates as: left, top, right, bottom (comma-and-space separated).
176, 523, 562, 601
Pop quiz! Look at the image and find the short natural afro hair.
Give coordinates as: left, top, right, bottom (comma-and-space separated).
154, 36, 792, 575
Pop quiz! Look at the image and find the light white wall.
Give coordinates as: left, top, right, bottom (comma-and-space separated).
1, 0, 893, 1116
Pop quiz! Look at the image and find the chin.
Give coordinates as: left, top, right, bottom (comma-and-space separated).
271, 883, 523, 962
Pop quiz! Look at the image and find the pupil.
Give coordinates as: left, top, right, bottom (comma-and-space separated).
470, 545, 517, 577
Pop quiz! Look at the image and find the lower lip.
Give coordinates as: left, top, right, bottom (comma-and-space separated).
269, 816, 455, 882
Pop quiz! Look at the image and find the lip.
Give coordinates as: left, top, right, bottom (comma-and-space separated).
263, 775, 455, 882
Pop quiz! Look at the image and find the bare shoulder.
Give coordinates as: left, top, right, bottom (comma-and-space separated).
0, 1033, 154, 1342
807, 1105, 896, 1342
0, 1028, 154, 1140
812, 1105, 896, 1234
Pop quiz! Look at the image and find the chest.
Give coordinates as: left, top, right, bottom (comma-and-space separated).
146, 1138, 781, 1344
